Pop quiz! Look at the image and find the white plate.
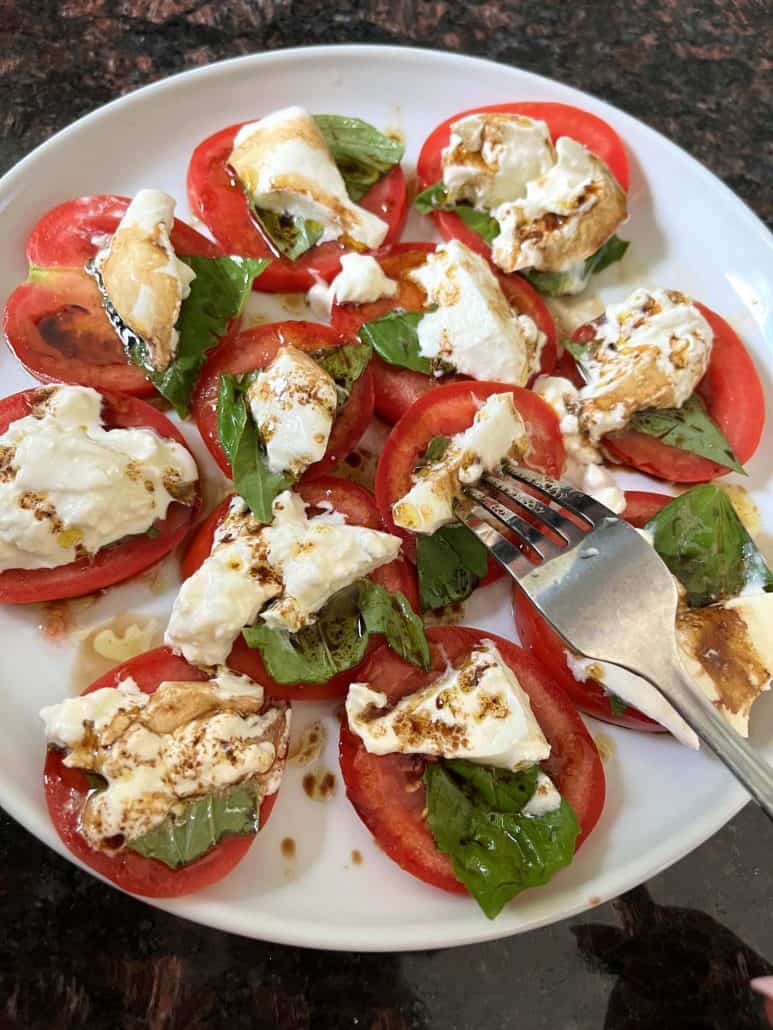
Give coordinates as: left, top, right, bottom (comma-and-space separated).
0, 44, 771, 952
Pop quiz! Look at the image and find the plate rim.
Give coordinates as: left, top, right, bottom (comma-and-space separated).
0, 42, 767, 951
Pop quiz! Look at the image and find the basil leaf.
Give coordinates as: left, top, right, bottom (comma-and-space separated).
254, 208, 324, 262
312, 340, 372, 407
444, 759, 538, 812
243, 580, 428, 685
626, 394, 745, 474
314, 114, 404, 202
562, 338, 591, 374
424, 762, 579, 919
417, 524, 489, 611
359, 309, 432, 374
646, 484, 773, 607
419, 435, 451, 468
358, 578, 430, 670
127, 784, 260, 869
522, 235, 629, 297
608, 693, 628, 717
217, 373, 293, 523
414, 182, 499, 244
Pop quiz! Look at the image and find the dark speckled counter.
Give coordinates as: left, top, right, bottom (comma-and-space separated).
0, 3, 771, 1028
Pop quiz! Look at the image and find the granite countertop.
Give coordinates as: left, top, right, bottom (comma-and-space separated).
0, 2, 771, 1028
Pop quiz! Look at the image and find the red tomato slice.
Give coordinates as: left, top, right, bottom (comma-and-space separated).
187, 123, 408, 293
191, 320, 374, 479
574, 304, 765, 482
331, 242, 558, 424
26, 194, 220, 268
339, 626, 605, 895
44, 646, 284, 897
416, 102, 629, 261
512, 489, 671, 731
7, 196, 220, 395
0, 389, 200, 604
182, 478, 419, 701
374, 380, 565, 583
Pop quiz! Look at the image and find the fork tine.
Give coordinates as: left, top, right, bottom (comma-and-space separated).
502, 462, 613, 526
456, 505, 538, 579
482, 472, 589, 547
464, 487, 568, 563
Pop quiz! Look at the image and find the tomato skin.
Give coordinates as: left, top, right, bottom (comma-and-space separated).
374, 380, 565, 580
191, 320, 375, 480
44, 646, 284, 898
25, 194, 221, 268
186, 123, 408, 293
0, 389, 200, 604
512, 489, 672, 731
572, 304, 765, 483
339, 626, 605, 897
8, 196, 220, 395
331, 242, 558, 424
181, 478, 420, 701
416, 102, 629, 259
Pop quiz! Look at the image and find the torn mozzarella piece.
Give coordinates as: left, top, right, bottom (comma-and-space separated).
95, 190, 195, 371
0, 385, 198, 572
533, 375, 625, 513
229, 106, 389, 250
522, 770, 562, 816
392, 392, 529, 535
328, 253, 398, 305
407, 240, 545, 384
491, 138, 627, 275
40, 670, 290, 851
165, 492, 401, 665
441, 113, 555, 209
577, 288, 714, 441
676, 591, 773, 737
247, 345, 337, 476
346, 640, 551, 770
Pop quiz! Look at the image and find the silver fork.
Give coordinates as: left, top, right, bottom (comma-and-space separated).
455, 462, 773, 820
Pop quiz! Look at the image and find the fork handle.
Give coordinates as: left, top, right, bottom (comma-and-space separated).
640, 653, 773, 821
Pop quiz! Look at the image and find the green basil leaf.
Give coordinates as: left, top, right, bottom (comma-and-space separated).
311, 340, 372, 407
417, 524, 490, 611
608, 693, 628, 717
584, 234, 629, 276
424, 762, 579, 919
359, 309, 432, 374
216, 373, 250, 463
627, 394, 745, 474
419, 435, 451, 468
254, 208, 324, 262
127, 783, 261, 869
231, 415, 294, 524
243, 580, 428, 684
561, 338, 591, 373
358, 578, 430, 670
646, 484, 773, 607
522, 235, 629, 297
443, 759, 538, 812
149, 256, 266, 417
414, 182, 499, 244
314, 114, 404, 202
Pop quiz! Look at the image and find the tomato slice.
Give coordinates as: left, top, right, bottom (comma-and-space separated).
187, 123, 408, 293
191, 320, 375, 479
573, 304, 765, 482
181, 478, 419, 701
26, 194, 221, 268
331, 242, 558, 423
0, 389, 200, 604
44, 646, 284, 897
416, 102, 629, 261
374, 380, 565, 582
512, 489, 671, 731
339, 626, 605, 896
7, 196, 220, 396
